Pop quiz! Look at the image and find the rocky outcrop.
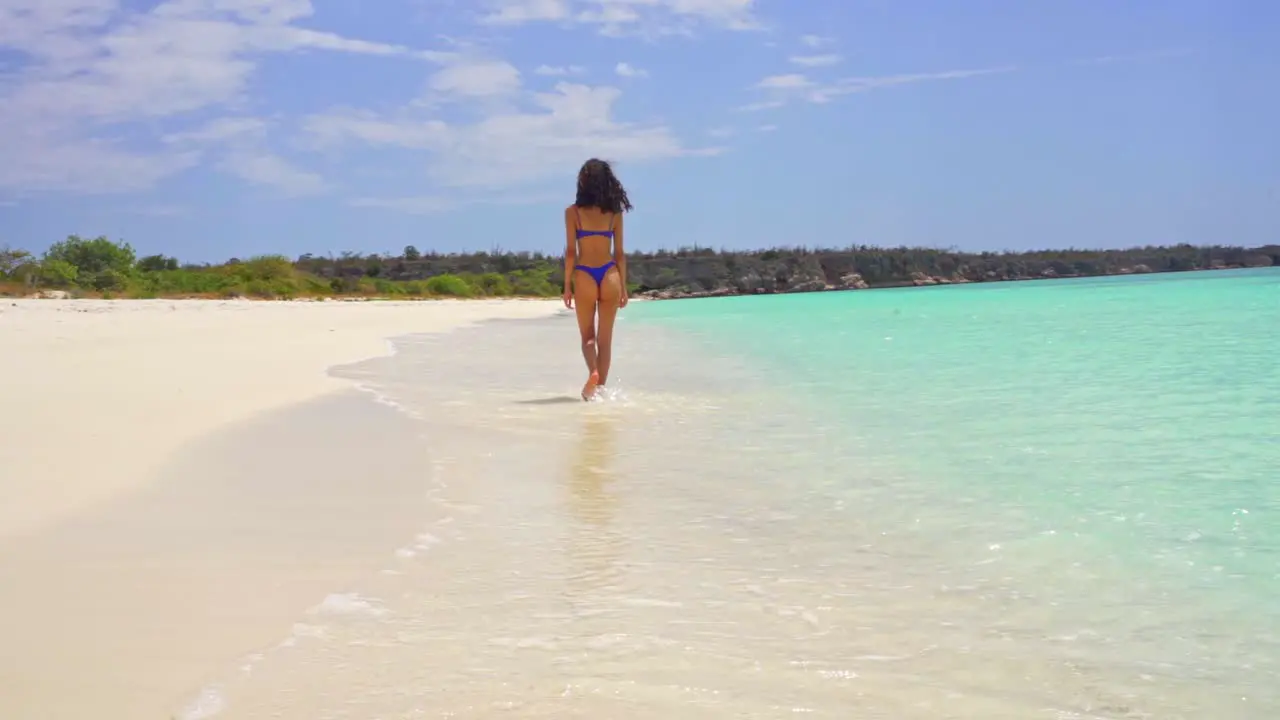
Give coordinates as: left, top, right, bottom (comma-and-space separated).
639, 269, 873, 300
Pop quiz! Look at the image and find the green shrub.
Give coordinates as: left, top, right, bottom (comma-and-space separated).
44, 235, 136, 276
302, 276, 331, 295
509, 269, 558, 296
137, 254, 179, 272
85, 268, 130, 292
372, 278, 406, 295
473, 272, 513, 296
233, 255, 294, 282
39, 259, 79, 287
425, 274, 473, 297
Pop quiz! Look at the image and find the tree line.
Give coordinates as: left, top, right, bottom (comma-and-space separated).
2, 236, 1276, 300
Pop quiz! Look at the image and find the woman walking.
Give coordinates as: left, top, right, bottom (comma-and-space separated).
563, 158, 631, 400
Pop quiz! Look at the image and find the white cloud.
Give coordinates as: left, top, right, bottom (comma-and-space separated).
534, 64, 585, 75
0, 126, 199, 195
743, 66, 1016, 110
349, 195, 458, 214
735, 99, 784, 112
707, 126, 735, 138
306, 81, 717, 192
1072, 49, 1194, 66
349, 190, 559, 215
0, 0, 440, 195
757, 74, 812, 89
790, 54, 841, 67
0, 0, 741, 204
163, 117, 270, 145
161, 115, 326, 195
429, 59, 522, 97
129, 204, 190, 217
756, 124, 776, 132
220, 151, 328, 196
614, 62, 647, 78
799, 34, 831, 48
481, 0, 761, 35
482, 0, 570, 24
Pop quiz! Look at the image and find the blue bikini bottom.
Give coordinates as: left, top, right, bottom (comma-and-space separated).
575, 261, 616, 287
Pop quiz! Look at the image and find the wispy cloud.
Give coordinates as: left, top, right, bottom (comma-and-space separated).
1072, 49, 1194, 66
0, 0, 732, 204
305, 79, 719, 192
128, 204, 189, 217
0, 0, 440, 195
534, 64, 586, 76
349, 190, 560, 215
742, 66, 1017, 110
429, 58, 523, 97
790, 54, 841, 67
615, 62, 648, 78
735, 100, 784, 112
162, 117, 270, 146
480, 0, 762, 35
799, 34, 832, 48
162, 116, 324, 196
349, 195, 458, 215
757, 73, 812, 89
219, 152, 329, 197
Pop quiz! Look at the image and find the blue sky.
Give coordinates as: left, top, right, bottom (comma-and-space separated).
0, 0, 1275, 262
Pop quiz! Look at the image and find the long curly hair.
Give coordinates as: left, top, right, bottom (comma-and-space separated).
574, 158, 633, 214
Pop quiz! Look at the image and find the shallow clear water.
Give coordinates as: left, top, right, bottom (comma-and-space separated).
180, 268, 1280, 719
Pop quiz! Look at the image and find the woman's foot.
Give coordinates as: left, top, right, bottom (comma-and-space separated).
582, 370, 600, 401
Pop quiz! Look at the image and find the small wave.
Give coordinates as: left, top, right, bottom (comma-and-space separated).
174, 685, 226, 720
308, 593, 388, 618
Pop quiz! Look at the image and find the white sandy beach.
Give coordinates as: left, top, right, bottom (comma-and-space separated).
0, 297, 560, 540
0, 297, 560, 719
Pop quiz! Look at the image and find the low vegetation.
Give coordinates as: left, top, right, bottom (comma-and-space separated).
1, 236, 1276, 301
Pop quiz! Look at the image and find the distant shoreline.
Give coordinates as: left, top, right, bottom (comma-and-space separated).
636, 262, 1278, 300
3, 236, 1276, 302
6, 262, 1272, 303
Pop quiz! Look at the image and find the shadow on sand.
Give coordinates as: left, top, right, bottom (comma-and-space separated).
516, 396, 583, 405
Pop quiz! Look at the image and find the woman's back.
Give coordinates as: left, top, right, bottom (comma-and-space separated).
571, 204, 617, 265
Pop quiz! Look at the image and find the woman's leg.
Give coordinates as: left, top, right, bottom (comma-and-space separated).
572, 270, 601, 398
595, 268, 624, 386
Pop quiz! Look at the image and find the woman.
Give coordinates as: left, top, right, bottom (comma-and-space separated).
563, 158, 631, 401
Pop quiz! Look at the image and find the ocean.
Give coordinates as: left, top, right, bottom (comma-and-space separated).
179, 268, 1279, 719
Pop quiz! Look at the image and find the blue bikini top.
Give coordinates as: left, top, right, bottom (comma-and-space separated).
574, 207, 614, 239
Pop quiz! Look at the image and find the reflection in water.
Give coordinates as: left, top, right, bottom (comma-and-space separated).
563, 409, 626, 603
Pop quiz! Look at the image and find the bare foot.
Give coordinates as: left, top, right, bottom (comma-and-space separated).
581, 370, 600, 401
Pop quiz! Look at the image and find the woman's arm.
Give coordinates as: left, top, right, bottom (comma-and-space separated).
614, 212, 628, 306
563, 207, 576, 308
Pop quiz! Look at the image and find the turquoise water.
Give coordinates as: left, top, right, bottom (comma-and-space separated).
631, 267, 1280, 700
180, 268, 1280, 719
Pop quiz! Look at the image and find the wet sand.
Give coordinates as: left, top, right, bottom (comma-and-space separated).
0, 298, 560, 719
